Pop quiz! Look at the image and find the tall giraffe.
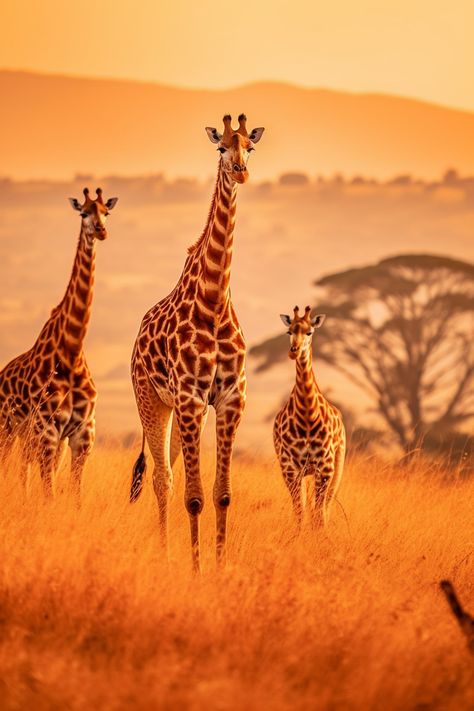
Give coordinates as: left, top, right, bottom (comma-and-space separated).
273, 306, 346, 529
0, 188, 118, 498
130, 114, 264, 571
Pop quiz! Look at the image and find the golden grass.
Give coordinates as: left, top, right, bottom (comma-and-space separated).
0, 447, 473, 710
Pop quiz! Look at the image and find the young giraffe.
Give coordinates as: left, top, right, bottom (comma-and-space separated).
130, 114, 264, 571
0, 188, 118, 498
273, 306, 345, 529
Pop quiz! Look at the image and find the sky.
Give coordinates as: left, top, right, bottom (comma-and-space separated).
1, 0, 472, 111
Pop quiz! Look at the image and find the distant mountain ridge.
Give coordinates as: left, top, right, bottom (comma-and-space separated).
2, 69, 474, 179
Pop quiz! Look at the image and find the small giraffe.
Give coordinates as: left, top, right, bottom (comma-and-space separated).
273, 306, 346, 529
130, 114, 264, 571
0, 187, 118, 498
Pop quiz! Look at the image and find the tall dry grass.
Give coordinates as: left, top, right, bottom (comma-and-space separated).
0, 446, 473, 710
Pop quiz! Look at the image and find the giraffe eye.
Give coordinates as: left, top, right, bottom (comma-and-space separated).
80, 212, 88, 218
287, 331, 291, 335
218, 147, 226, 154
248, 147, 255, 152
306, 331, 313, 336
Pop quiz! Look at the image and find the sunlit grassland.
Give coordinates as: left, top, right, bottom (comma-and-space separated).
0, 445, 473, 710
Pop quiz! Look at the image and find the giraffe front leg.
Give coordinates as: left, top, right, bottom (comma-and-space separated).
69, 422, 95, 504
214, 391, 244, 568
286, 470, 305, 534
38, 433, 60, 499
175, 399, 206, 573
314, 462, 335, 528
278, 449, 305, 534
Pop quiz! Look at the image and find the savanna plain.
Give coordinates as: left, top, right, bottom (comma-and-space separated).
0, 446, 473, 710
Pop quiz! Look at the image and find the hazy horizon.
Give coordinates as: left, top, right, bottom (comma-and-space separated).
4, 69, 474, 182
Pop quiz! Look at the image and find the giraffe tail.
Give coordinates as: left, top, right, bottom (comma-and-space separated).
130, 431, 147, 503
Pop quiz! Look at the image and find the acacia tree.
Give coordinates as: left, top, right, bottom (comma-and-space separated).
251, 255, 474, 453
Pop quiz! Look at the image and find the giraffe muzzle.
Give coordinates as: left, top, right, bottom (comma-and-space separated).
232, 165, 249, 184
94, 225, 108, 240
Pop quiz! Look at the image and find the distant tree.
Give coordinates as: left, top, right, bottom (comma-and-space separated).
251, 254, 474, 454
442, 168, 460, 185
278, 173, 310, 187
388, 174, 413, 186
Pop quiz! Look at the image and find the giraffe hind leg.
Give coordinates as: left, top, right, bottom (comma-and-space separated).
134, 375, 174, 555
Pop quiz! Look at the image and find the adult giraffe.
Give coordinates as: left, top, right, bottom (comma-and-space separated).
131, 114, 264, 571
0, 188, 118, 499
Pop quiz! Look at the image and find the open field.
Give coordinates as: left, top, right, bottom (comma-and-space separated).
1, 173, 474, 448
0, 447, 473, 710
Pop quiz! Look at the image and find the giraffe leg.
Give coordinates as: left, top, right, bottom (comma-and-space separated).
69, 424, 95, 504
146, 400, 174, 555
170, 407, 208, 468
133, 370, 174, 553
280, 458, 305, 533
325, 442, 345, 522
38, 437, 60, 499
175, 400, 206, 573
18, 439, 32, 493
288, 474, 305, 533
214, 396, 244, 568
169, 414, 181, 468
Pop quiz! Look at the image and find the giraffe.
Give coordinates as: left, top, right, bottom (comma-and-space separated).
0, 187, 118, 499
130, 114, 264, 571
273, 306, 346, 530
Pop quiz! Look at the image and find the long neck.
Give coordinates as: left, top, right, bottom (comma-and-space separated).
294, 346, 320, 419
188, 164, 238, 318
56, 227, 96, 363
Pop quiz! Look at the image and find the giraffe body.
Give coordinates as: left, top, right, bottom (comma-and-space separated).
273, 306, 346, 529
0, 188, 118, 498
131, 114, 264, 571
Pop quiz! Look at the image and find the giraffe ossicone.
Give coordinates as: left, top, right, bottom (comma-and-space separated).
131, 114, 265, 572
274, 305, 346, 529
0, 187, 118, 499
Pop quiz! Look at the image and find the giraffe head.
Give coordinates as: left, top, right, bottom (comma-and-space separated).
69, 188, 118, 240
205, 114, 264, 184
280, 306, 326, 360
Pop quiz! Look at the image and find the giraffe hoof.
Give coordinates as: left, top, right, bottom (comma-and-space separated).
218, 495, 230, 508
187, 498, 203, 515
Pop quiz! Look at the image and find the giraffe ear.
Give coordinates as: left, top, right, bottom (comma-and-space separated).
311, 314, 326, 328
249, 127, 265, 143
205, 127, 222, 144
105, 197, 118, 210
69, 198, 82, 212
280, 314, 292, 328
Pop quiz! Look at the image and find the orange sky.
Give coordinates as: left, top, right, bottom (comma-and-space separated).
1, 0, 472, 111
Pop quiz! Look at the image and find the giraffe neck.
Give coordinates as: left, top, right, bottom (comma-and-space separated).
187, 164, 238, 319
55, 227, 96, 364
295, 347, 321, 420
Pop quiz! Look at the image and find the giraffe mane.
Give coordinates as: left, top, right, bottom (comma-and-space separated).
187, 169, 220, 255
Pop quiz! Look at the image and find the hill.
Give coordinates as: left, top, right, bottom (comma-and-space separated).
2, 70, 474, 179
